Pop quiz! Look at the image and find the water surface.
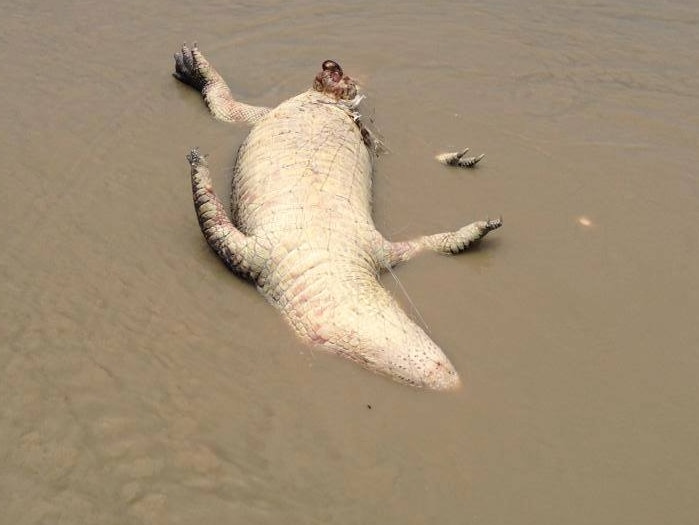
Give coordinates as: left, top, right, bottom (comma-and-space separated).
1, 1, 698, 523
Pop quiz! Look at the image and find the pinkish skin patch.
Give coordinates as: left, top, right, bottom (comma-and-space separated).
308, 326, 330, 345
282, 284, 333, 345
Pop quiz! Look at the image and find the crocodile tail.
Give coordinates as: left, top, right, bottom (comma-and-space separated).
335, 285, 462, 390
278, 271, 462, 390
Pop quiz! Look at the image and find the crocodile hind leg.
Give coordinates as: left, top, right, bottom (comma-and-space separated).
174, 43, 270, 124
435, 148, 485, 168
187, 148, 268, 278
379, 218, 502, 267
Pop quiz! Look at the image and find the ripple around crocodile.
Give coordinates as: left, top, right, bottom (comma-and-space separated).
173, 43, 502, 390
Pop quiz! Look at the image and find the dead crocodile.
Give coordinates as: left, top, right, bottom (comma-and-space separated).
173, 43, 501, 390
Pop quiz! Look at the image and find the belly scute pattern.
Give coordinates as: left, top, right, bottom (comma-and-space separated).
174, 44, 502, 390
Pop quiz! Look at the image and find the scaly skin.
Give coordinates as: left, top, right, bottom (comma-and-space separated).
175, 44, 502, 390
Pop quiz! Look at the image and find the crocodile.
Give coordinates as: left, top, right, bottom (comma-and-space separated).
173, 43, 501, 390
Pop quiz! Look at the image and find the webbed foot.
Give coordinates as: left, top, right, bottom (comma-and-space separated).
173, 43, 212, 92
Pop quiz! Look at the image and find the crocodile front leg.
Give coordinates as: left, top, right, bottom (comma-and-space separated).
174, 43, 270, 124
379, 218, 502, 267
187, 148, 268, 278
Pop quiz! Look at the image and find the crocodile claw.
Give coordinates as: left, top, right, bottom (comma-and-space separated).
435, 148, 485, 168
186, 147, 208, 167
174, 42, 208, 91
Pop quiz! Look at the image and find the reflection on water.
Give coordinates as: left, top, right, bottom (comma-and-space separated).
1, 1, 698, 523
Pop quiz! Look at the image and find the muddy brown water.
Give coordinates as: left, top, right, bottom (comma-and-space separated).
2, 1, 698, 523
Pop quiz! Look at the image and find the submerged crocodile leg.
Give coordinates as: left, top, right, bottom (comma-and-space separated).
435, 148, 485, 168
174, 43, 270, 124
187, 148, 268, 278
380, 218, 502, 267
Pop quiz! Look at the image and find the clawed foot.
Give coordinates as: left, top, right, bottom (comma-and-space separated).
467, 217, 503, 243
447, 217, 502, 252
482, 217, 503, 233
435, 148, 485, 168
186, 147, 208, 168
174, 43, 212, 91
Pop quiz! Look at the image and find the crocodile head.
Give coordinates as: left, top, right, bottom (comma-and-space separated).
313, 60, 358, 100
